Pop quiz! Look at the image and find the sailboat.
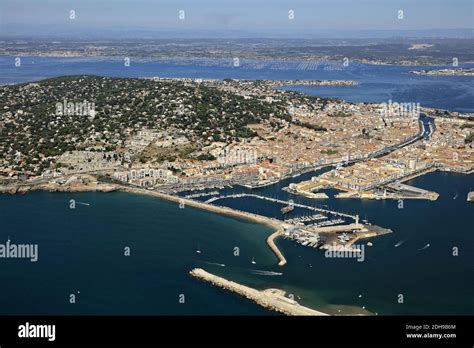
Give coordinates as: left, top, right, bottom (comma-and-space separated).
251, 257, 256, 265
196, 245, 201, 254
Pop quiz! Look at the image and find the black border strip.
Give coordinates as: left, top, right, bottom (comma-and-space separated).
0, 315, 472, 346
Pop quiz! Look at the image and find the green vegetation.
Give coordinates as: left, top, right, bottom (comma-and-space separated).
321, 149, 338, 155
295, 121, 327, 132
0, 76, 290, 173
465, 132, 474, 144
96, 174, 123, 184
328, 111, 351, 118
196, 153, 217, 161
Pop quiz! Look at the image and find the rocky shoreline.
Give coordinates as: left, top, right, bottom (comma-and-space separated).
0, 183, 118, 195
0, 175, 118, 195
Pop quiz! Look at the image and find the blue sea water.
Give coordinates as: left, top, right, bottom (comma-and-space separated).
0, 171, 473, 315
0, 191, 277, 315
1, 56, 473, 112
187, 170, 474, 315
0, 56, 473, 315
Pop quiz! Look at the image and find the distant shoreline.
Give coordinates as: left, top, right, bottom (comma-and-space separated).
2, 53, 472, 67
408, 67, 474, 76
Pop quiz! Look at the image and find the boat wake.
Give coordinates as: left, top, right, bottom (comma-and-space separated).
394, 240, 405, 247
250, 269, 283, 276
418, 243, 430, 251
203, 261, 226, 267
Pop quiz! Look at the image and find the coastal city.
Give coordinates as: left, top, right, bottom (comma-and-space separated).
1, 75, 473, 260
0, 2, 473, 345
1, 76, 472, 196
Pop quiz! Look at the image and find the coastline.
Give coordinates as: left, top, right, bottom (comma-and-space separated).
0, 176, 288, 266
0, 54, 465, 67
119, 186, 288, 267
2, 174, 472, 315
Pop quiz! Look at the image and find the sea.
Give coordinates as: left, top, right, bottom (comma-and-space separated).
0, 55, 473, 315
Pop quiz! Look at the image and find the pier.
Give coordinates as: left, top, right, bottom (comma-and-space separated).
120, 186, 389, 261
190, 268, 327, 316
285, 222, 392, 251
205, 193, 358, 220
120, 186, 288, 266
267, 231, 287, 266
385, 182, 439, 200
282, 186, 329, 199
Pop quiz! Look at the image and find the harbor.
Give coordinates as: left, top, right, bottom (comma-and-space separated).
283, 222, 391, 252
119, 186, 288, 266
201, 192, 391, 252
204, 193, 359, 220
184, 191, 220, 199
122, 186, 391, 259
2, 169, 472, 316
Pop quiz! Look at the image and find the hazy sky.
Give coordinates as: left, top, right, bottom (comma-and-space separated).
0, 0, 473, 33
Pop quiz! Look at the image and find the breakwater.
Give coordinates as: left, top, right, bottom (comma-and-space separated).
190, 268, 328, 316
120, 186, 288, 266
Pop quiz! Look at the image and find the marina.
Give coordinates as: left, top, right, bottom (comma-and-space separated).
193, 191, 391, 252
132, 186, 389, 255
184, 191, 220, 199
283, 222, 390, 251
204, 193, 359, 220
284, 214, 327, 225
